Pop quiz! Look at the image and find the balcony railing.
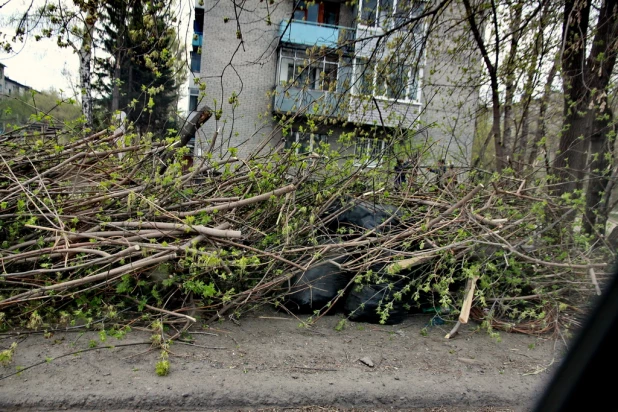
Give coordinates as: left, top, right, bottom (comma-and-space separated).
272, 85, 344, 118
279, 20, 355, 50
192, 33, 203, 47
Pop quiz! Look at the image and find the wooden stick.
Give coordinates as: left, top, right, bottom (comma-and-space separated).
140, 301, 197, 323
589, 268, 602, 296
107, 221, 242, 239
426, 184, 484, 230
459, 276, 479, 324
2, 246, 141, 278
445, 321, 461, 339
175, 184, 297, 217
0, 250, 175, 306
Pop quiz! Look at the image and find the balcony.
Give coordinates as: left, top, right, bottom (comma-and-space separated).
272, 85, 344, 119
279, 20, 354, 50
192, 33, 203, 47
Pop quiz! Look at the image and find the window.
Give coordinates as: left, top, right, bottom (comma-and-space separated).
359, 0, 424, 30
354, 56, 419, 102
278, 49, 339, 92
188, 88, 199, 112
285, 130, 329, 153
190, 46, 201, 72
194, 8, 204, 34
293, 1, 340, 25
355, 138, 386, 165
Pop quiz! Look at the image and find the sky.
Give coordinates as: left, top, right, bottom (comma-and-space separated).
0, 0, 194, 110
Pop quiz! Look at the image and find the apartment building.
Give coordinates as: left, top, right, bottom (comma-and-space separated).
0, 63, 32, 96
188, 0, 480, 165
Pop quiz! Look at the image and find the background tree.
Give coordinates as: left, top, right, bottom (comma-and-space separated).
0, 89, 82, 131
7, 0, 101, 127
93, 0, 186, 135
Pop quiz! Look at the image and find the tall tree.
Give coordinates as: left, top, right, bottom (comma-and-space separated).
552, 0, 592, 195
93, 0, 186, 134
581, 0, 618, 234
553, 0, 618, 236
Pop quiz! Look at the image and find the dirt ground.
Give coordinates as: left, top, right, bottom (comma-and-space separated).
0, 307, 566, 411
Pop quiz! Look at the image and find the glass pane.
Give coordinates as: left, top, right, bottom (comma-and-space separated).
284, 132, 296, 149
280, 57, 295, 84
408, 67, 418, 101
324, 2, 339, 25
394, 0, 409, 25
311, 134, 329, 151
378, 0, 393, 27
386, 60, 408, 99
307, 4, 319, 22
308, 64, 322, 90
356, 58, 375, 95
361, 0, 377, 26
356, 137, 368, 158
375, 59, 389, 97
189, 96, 198, 112
294, 1, 306, 20
323, 62, 338, 91
298, 132, 311, 153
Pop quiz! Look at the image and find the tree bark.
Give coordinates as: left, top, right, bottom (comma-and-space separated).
552, 0, 591, 196
111, 58, 121, 112
517, 0, 553, 174
583, 107, 614, 235
79, 2, 97, 128
527, 56, 558, 172
502, 3, 524, 167
581, 0, 618, 235
462, 0, 505, 171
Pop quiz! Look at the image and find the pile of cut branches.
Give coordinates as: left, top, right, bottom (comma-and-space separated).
0, 113, 610, 336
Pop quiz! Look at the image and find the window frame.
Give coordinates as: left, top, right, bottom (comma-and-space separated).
277, 48, 340, 92
358, 0, 425, 31
188, 87, 199, 112
354, 137, 386, 167
352, 56, 420, 104
285, 130, 329, 154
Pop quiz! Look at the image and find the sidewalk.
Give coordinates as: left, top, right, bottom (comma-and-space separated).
0, 309, 561, 411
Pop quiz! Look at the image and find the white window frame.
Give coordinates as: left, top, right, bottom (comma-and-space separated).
285, 130, 329, 154
352, 56, 421, 104
188, 87, 199, 112
358, 0, 426, 31
354, 137, 386, 167
277, 48, 340, 92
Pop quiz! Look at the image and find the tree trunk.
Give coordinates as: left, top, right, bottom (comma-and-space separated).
517, 0, 552, 175
583, 107, 614, 235
462, 0, 505, 171
552, 0, 591, 196
502, 3, 523, 167
581, 0, 618, 235
527, 56, 558, 171
79, 3, 97, 128
111, 57, 121, 113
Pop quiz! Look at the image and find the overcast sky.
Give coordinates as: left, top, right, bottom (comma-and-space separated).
0, 0, 193, 110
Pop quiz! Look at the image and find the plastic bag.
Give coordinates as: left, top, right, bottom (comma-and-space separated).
284, 258, 350, 314
344, 282, 408, 325
324, 198, 401, 233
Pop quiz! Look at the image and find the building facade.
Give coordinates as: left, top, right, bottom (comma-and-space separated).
189, 0, 480, 165
0, 64, 32, 97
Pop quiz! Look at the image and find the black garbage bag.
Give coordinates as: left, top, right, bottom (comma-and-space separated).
324, 198, 401, 233
284, 258, 351, 314
344, 282, 408, 325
